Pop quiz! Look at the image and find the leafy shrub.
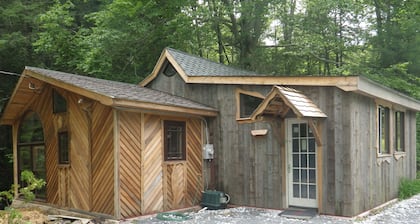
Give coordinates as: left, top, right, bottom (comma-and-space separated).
0, 170, 46, 208
399, 178, 420, 199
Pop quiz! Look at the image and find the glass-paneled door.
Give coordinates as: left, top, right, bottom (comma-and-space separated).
287, 119, 317, 208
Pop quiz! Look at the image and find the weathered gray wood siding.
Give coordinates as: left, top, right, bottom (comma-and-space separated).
317, 88, 417, 216
147, 73, 417, 216
148, 75, 284, 208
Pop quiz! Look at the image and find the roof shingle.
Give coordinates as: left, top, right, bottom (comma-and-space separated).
25, 66, 217, 112
166, 48, 257, 77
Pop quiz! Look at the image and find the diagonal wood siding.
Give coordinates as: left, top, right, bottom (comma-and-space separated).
119, 111, 142, 218
32, 86, 58, 204
91, 103, 114, 215
185, 119, 203, 206
142, 114, 163, 214
163, 118, 203, 210
68, 94, 91, 210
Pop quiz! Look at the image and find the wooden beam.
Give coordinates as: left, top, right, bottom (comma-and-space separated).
316, 121, 324, 213
112, 99, 218, 117
308, 120, 323, 147
113, 109, 121, 219
12, 121, 19, 197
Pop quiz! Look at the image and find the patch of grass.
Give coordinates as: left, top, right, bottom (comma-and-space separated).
399, 178, 420, 199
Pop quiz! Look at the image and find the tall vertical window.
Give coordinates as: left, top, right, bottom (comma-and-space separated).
164, 121, 186, 161
378, 105, 390, 154
53, 90, 67, 113
18, 112, 46, 199
58, 132, 69, 164
395, 111, 405, 152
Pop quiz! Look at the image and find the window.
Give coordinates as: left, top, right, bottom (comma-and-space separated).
395, 111, 405, 152
58, 132, 69, 164
162, 63, 177, 77
237, 91, 264, 119
378, 105, 390, 154
164, 121, 186, 161
53, 90, 67, 113
18, 112, 46, 199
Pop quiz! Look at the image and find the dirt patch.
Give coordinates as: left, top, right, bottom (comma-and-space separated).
0, 208, 47, 224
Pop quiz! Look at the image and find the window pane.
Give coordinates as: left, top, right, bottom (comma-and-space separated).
309, 154, 316, 168
292, 139, 299, 152
164, 121, 186, 160
19, 112, 44, 143
53, 90, 67, 113
301, 154, 307, 168
301, 169, 307, 183
395, 112, 405, 152
293, 184, 300, 197
19, 147, 32, 170
308, 138, 315, 152
301, 139, 307, 152
300, 124, 307, 137
301, 184, 308, 198
309, 185, 316, 199
378, 106, 390, 154
239, 93, 263, 118
293, 154, 299, 167
293, 169, 300, 182
58, 132, 69, 164
309, 169, 316, 183
292, 124, 299, 137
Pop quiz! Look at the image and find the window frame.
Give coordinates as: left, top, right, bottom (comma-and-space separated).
236, 89, 265, 121
394, 111, 405, 152
164, 120, 186, 161
377, 105, 390, 155
58, 131, 70, 165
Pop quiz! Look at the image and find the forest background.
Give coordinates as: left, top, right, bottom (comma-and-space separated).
0, 0, 420, 191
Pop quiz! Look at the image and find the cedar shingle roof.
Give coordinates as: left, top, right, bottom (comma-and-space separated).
166, 48, 257, 77
25, 66, 217, 112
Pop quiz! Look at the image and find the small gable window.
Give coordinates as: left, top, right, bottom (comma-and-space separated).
378, 105, 390, 154
395, 111, 405, 152
53, 90, 67, 113
237, 89, 264, 119
163, 63, 177, 77
164, 121, 186, 161
58, 131, 69, 165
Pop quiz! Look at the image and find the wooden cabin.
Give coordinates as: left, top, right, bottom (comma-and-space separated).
140, 48, 420, 217
1, 48, 419, 219
0, 67, 217, 219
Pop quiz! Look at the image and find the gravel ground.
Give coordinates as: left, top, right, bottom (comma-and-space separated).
125, 194, 420, 224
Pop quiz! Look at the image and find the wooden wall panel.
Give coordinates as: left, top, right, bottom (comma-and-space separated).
142, 114, 163, 214
185, 119, 203, 206
91, 103, 114, 215
57, 167, 70, 206
163, 163, 186, 210
31, 85, 59, 204
68, 94, 91, 210
119, 111, 142, 217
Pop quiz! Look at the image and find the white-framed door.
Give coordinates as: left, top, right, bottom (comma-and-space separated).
286, 119, 318, 208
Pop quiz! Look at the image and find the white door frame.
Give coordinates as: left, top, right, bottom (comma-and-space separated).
286, 118, 318, 208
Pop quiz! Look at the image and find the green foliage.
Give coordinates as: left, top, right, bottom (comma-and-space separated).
18, 170, 46, 202
399, 178, 420, 199
5, 207, 23, 224
0, 170, 46, 208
